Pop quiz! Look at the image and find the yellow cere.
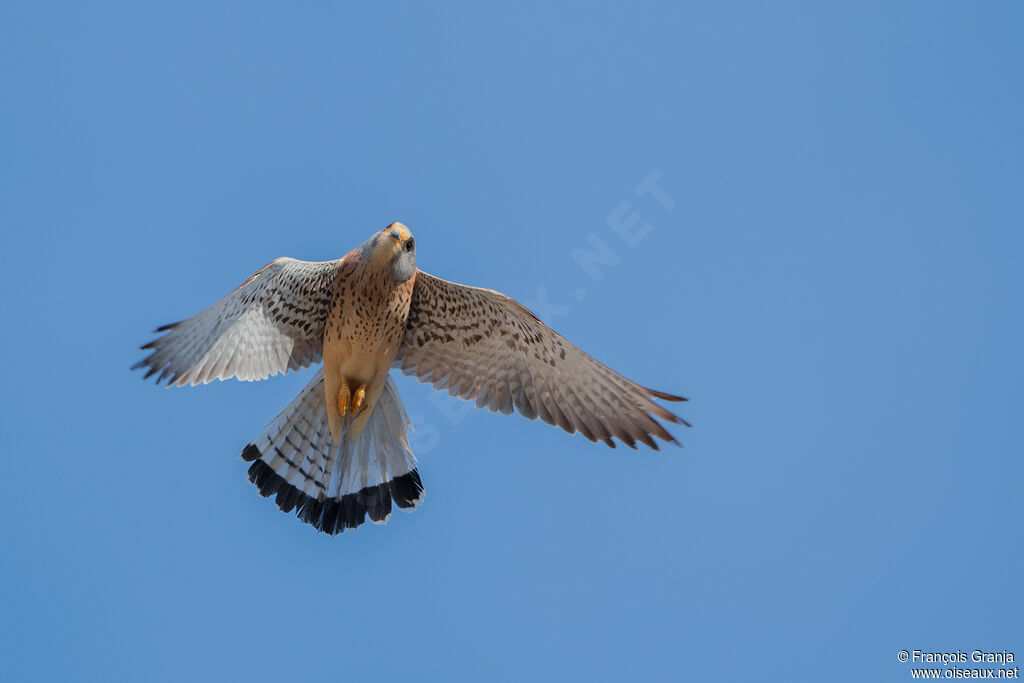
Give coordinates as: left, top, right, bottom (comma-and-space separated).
389, 224, 409, 243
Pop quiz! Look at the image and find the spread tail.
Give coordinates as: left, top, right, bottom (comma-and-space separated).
240, 368, 423, 534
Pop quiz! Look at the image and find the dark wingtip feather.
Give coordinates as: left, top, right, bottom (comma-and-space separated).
647, 387, 688, 402
156, 366, 175, 385
155, 321, 181, 332
132, 350, 172, 386
618, 433, 638, 450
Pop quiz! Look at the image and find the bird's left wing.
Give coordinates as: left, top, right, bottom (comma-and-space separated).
394, 271, 689, 449
134, 257, 341, 386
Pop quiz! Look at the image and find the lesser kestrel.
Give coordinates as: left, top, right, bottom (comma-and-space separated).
135, 223, 689, 534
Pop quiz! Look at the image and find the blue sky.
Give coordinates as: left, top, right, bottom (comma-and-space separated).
1, 2, 1021, 681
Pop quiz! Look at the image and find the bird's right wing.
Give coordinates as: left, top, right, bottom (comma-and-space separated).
134, 257, 341, 386
395, 270, 688, 449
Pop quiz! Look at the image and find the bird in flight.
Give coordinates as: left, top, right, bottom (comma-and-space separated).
134, 223, 689, 534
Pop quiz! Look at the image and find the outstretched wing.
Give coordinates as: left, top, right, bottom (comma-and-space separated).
134, 257, 340, 386
394, 271, 689, 449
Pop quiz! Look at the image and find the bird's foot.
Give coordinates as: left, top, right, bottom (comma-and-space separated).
351, 384, 366, 416
338, 379, 367, 417
338, 379, 350, 416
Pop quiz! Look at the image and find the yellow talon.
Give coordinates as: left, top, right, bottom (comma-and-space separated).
351, 385, 366, 416
338, 379, 351, 416
338, 380, 367, 417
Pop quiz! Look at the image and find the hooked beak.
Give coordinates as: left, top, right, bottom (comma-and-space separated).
389, 224, 409, 246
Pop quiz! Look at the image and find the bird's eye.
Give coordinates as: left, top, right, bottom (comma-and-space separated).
405, 239, 414, 252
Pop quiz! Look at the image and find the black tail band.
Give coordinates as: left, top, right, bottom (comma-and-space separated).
246, 459, 423, 535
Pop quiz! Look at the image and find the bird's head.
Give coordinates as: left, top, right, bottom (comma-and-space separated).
363, 221, 417, 281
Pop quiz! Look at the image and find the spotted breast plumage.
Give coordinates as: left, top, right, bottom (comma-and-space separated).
134, 223, 689, 535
